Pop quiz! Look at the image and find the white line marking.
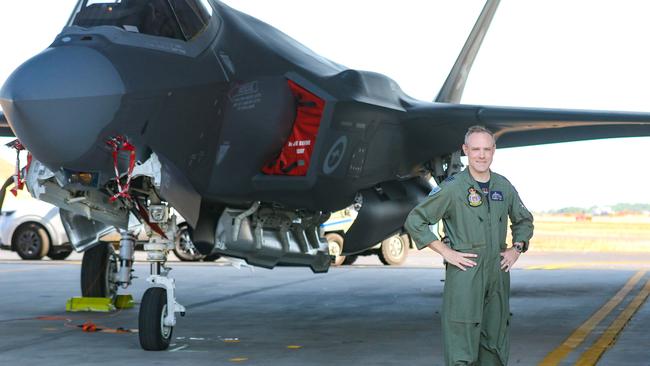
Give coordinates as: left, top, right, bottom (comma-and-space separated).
169, 344, 188, 352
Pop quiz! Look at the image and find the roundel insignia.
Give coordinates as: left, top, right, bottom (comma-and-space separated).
467, 187, 482, 207
323, 136, 347, 174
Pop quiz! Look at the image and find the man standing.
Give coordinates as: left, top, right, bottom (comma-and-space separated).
405, 126, 534, 365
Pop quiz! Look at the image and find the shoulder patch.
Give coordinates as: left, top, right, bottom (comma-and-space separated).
428, 186, 442, 196
444, 175, 455, 182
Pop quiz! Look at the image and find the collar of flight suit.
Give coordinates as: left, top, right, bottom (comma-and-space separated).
459, 168, 493, 192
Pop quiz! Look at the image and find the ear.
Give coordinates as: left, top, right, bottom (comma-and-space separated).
462, 143, 469, 156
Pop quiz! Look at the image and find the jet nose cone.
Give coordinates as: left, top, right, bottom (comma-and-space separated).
0, 46, 124, 165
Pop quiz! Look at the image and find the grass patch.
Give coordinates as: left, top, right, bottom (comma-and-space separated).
525, 215, 650, 252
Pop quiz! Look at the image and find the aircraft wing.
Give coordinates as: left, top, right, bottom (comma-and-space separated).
429, 0, 650, 148
0, 111, 14, 137
409, 103, 650, 151
473, 105, 650, 148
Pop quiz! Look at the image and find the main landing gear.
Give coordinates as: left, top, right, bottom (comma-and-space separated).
80, 230, 138, 300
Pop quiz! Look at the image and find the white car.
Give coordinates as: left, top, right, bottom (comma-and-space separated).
0, 199, 72, 260
0, 197, 216, 262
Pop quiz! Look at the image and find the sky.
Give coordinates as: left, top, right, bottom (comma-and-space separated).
1, 1, 650, 211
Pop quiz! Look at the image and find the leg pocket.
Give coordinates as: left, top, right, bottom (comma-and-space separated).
444, 263, 484, 323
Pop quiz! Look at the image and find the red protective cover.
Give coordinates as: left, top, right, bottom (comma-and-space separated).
262, 80, 325, 176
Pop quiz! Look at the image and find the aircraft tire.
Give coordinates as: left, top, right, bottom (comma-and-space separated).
13, 223, 50, 260
342, 254, 358, 265
203, 254, 221, 261
326, 233, 346, 266
173, 223, 205, 262
47, 248, 72, 260
81, 242, 117, 299
378, 234, 409, 266
139, 287, 173, 351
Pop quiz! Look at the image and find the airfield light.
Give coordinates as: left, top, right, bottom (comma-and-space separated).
77, 173, 93, 185
68, 172, 96, 186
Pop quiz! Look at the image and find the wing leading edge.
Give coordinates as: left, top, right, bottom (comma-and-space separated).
475, 105, 650, 148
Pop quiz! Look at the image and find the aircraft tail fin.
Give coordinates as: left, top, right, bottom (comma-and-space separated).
435, 0, 500, 103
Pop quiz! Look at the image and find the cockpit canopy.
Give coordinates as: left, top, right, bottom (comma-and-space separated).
68, 0, 213, 41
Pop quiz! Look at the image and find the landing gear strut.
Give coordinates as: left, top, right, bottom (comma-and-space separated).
80, 230, 137, 300
138, 211, 185, 351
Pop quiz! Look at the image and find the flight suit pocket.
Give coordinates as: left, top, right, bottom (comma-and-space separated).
498, 213, 508, 250
445, 261, 484, 323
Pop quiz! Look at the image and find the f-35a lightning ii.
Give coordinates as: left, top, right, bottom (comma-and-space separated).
2, 0, 650, 350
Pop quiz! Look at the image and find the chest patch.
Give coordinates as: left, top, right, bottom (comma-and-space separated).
467, 187, 482, 207
490, 191, 504, 201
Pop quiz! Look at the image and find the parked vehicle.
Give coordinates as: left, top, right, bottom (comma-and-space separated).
0, 200, 72, 260
0, 198, 216, 262
0, 198, 407, 265
321, 207, 411, 266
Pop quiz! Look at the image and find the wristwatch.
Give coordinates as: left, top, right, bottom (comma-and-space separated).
513, 242, 524, 253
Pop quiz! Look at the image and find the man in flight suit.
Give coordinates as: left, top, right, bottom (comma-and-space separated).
405, 126, 534, 365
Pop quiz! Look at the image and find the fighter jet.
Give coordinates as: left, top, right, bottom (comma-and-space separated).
2, 0, 650, 350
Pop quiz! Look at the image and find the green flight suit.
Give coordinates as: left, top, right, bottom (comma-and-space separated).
405, 169, 534, 366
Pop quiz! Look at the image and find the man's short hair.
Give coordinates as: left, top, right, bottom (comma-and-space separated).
464, 125, 495, 145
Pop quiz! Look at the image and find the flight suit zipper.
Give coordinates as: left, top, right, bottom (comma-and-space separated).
484, 188, 492, 252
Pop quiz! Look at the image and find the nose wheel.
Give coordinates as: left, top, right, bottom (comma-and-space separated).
139, 274, 186, 351
139, 287, 173, 351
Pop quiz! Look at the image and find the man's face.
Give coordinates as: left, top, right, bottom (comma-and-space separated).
462, 132, 495, 174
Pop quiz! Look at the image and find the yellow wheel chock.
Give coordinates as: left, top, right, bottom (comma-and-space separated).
114, 294, 135, 309
66, 294, 134, 312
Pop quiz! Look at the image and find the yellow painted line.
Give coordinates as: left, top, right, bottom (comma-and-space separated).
0, 260, 81, 265
526, 262, 650, 270
575, 278, 650, 366
526, 264, 576, 270
229, 357, 248, 362
538, 270, 645, 366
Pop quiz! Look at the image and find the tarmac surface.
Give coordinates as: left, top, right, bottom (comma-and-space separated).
1, 250, 650, 365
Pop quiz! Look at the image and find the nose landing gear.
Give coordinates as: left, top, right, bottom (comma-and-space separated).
139, 270, 186, 350
138, 232, 185, 351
